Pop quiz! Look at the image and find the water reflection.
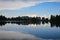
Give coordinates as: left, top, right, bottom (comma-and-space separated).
0, 22, 60, 40
0, 30, 41, 40
0, 21, 60, 27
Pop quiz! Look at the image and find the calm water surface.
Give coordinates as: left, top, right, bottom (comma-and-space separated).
0, 23, 60, 40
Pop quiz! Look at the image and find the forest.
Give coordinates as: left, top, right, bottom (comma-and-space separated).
0, 15, 60, 27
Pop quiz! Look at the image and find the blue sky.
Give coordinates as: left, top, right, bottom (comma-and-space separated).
0, 0, 60, 17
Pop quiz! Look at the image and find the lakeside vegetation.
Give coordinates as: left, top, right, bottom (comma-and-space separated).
0, 15, 49, 22
0, 15, 60, 27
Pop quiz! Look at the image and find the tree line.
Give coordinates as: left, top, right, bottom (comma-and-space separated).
50, 15, 60, 27
0, 15, 49, 22
0, 15, 60, 27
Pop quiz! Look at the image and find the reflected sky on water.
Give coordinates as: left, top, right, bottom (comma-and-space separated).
0, 23, 60, 40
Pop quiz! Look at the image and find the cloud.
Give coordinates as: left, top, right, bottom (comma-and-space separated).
0, 0, 60, 10
0, 1, 40, 10
0, 30, 43, 40
0, 30, 59, 40
0, 0, 60, 1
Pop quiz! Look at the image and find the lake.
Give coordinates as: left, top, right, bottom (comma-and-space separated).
0, 22, 60, 40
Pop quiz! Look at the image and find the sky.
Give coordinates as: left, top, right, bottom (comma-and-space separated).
0, 0, 60, 18
0, 30, 41, 40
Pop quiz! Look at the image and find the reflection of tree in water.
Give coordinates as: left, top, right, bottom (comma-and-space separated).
0, 22, 7, 26
0, 15, 60, 27
0, 21, 60, 27
50, 22, 60, 27
0, 21, 41, 26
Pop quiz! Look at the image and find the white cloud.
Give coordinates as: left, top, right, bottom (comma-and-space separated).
0, 1, 40, 10
0, 0, 60, 10
0, 30, 59, 40
0, 30, 42, 40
